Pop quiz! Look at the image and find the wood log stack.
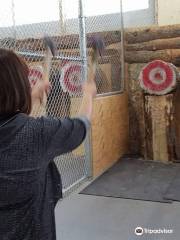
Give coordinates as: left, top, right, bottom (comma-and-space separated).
126, 24, 180, 162
125, 24, 180, 66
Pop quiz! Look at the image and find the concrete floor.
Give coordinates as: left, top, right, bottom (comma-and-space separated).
55, 183, 180, 240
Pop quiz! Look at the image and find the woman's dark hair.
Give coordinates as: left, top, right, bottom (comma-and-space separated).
0, 49, 31, 115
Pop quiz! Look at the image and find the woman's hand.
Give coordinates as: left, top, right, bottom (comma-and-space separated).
30, 80, 51, 117
31, 80, 51, 105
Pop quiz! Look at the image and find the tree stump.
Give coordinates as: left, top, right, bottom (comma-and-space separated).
144, 94, 175, 162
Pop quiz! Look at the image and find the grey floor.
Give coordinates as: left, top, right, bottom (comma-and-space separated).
55, 183, 180, 240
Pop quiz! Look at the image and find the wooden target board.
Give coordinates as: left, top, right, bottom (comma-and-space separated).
59, 62, 82, 96
139, 60, 177, 95
28, 65, 43, 88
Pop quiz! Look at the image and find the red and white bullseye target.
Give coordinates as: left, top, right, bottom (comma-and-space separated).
60, 62, 82, 96
139, 60, 177, 95
28, 65, 43, 88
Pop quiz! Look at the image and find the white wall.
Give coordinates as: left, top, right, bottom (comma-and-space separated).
157, 0, 180, 25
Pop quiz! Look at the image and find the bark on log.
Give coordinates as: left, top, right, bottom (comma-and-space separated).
128, 63, 146, 155
126, 37, 180, 51
125, 49, 180, 66
125, 24, 180, 44
174, 88, 180, 161
144, 94, 175, 162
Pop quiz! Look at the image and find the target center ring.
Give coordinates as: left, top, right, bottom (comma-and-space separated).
149, 67, 166, 85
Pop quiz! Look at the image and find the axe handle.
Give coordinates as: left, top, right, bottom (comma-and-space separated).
89, 48, 99, 78
43, 48, 52, 85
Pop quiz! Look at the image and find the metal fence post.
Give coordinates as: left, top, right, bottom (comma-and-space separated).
120, 0, 125, 91
11, 0, 16, 50
78, 0, 93, 178
78, 0, 87, 81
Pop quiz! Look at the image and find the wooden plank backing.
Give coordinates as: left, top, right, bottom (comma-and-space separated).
91, 93, 129, 176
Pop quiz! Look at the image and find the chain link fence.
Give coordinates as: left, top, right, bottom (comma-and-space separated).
0, 0, 126, 195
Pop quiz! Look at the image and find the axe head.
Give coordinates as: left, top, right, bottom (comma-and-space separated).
91, 35, 105, 58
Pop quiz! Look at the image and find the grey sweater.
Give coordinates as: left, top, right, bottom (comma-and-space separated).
0, 113, 89, 240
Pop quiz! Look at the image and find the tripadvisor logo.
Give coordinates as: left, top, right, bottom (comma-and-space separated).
135, 227, 173, 236
135, 227, 144, 236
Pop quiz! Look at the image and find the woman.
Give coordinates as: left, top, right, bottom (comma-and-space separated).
0, 49, 96, 240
